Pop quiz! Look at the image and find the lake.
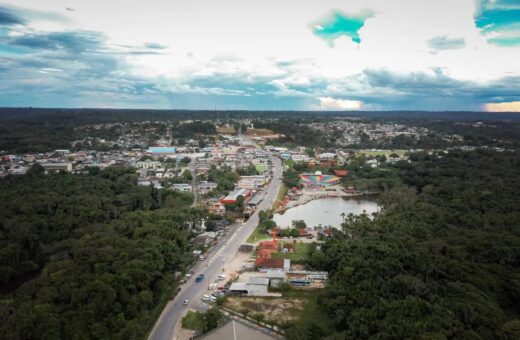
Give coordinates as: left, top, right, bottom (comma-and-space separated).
273, 197, 380, 229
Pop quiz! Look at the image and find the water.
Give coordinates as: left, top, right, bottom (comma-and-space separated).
273, 197, 380, 228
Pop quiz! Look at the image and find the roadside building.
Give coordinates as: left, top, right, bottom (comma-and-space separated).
221, 188, 252, 204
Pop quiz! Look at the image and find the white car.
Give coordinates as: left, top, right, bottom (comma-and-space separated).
183, 300, 190, 306
201, 294, 211, 302
217, 273, 226, 281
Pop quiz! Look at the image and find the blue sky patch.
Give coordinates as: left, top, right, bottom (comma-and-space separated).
475, 0, 520, 46
312, 10, 373, 45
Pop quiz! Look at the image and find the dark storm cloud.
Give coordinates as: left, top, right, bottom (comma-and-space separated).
0, 6, 26, 25
10, 31, 105, 53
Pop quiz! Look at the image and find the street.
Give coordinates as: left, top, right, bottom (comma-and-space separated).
148, 154, 283, 340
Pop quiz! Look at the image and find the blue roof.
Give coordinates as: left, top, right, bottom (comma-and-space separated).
147, 147, 176, 153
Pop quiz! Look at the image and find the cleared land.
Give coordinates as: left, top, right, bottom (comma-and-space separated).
358, 149, 408, 156
271, 242, 310, 262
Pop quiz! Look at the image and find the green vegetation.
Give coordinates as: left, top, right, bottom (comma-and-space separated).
207, 165, 239, 196
272, 242, 310, 262
247, 210, 275, 243
289, 149, 520, 339
181, 308, 226, 333
0, 166, 205, 339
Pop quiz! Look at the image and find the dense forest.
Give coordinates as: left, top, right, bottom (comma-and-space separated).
288, 149, 520, 339
0, 166, 205, 339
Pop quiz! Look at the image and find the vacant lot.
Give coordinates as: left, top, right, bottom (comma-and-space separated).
271, 242, 310, 262
225, 296, 305, 323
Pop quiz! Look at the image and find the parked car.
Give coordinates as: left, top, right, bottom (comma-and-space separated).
201, 294, 211, 302
217, 273, 226, 281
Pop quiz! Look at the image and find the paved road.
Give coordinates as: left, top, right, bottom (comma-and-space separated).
148, 155, 283, 340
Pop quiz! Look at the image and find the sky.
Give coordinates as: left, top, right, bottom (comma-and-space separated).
0, 0, 519, 111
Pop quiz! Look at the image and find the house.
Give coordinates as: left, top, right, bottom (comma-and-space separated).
171, 183, 192, 192
255, 258, 284, 271
333, 169, 349, 177
136, 160, 162, 169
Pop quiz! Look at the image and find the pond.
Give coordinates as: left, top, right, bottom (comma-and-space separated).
272, 196, 380, 229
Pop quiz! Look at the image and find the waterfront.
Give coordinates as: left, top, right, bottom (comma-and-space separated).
273, 196, 380, 229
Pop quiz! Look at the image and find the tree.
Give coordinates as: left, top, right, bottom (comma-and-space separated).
292, 220, 306, 229
202, 308, 226, 332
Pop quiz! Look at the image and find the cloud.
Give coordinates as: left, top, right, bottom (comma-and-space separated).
10, 31, 105, 53
0, 6, 25, 26
427, 35, 466, 51
144, 42, 168, 50
475, 0, 520, 46
311, 9, 373, 45
484, 101, 520, 112
318, 97, 363, 110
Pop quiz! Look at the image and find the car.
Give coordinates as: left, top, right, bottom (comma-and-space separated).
217, 273, 226, 281
183, 299, 189, 306
199, 255, 206, 261
201, 294, 211, 302
196, 274, 205, 282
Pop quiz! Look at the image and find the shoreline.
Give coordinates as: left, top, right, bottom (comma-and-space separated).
275, 190, 380, 213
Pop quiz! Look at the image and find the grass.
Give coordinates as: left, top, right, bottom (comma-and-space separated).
181, 310, 205, 331
246, 183, 287, 243
272, 183, 287, 210
247, 226, 271, 243
359, 149, 408, 157
271, 242, 310, 262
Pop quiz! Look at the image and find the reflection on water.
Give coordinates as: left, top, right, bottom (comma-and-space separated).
273, 197, 380, 228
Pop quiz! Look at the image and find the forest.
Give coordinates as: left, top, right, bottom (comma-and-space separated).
287, 148, 520, 339
0, 166, 205, 339
2, 108, 519, 153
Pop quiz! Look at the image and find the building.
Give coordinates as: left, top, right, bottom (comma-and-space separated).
300, 171, 340, 187
146, 146, 176, 155
41, 162, 72, 173
255, 258, 285, 271
201, 319, 277, 340
136, 160, 162, 169
229, 277, 270, 296
266, 270, 285, 288
171, 183, 192, 192
333, 169, 349, 177
221, 188, 252, 204
237, 175, 267, 190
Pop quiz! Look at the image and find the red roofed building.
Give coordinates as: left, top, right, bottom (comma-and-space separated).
258, 249, 275, 258
258, 240, 278, 251
255, 258, 284, 270
333, 169, 349, 177
297, 229, 309, 237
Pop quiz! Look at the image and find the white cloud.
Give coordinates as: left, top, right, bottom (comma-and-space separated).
2, 0, 519, 109
318, 97, 363, 110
